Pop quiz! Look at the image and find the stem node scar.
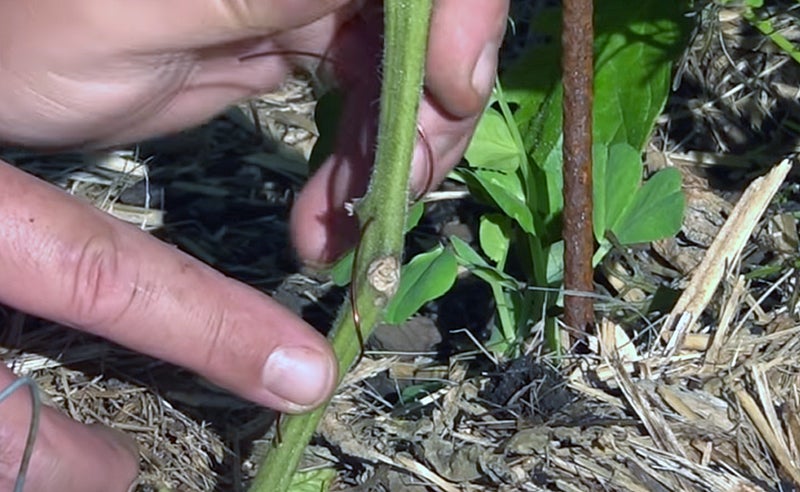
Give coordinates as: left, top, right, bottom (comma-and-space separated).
367, 256, 400, 304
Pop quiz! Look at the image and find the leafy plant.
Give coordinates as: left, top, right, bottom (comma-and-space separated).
456, 0, 692, 355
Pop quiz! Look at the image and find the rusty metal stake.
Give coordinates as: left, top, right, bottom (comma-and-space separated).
562, 0, 595, 332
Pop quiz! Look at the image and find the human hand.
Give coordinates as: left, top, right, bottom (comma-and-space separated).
0, 1, 509, 490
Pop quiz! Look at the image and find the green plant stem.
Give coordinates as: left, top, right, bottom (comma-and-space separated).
246, 2, 432, 491
496, 82, 557, 355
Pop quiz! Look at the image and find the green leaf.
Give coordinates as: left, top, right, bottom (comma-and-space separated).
308, 90, 344, 174
612, 167, 684, 244
329, 249, 355, 286
450, 235, 488, 267
485, 288, 520, 353
479, 214, 512, 265
592, 144, 610, 240
593, 144, 684, 249
384, 245, 458, 324
450, 236, 519, 289
406, 201, 425, 231
287, 467, 336, 492
592, 2, 690, 149
450, 235, 521, 353
503, 8, 562, 127
400, 381, 444, 404
464, 108, 523, 172
461, 169, 535, 234
593, 143, 643, 240
546, 240, 565, 285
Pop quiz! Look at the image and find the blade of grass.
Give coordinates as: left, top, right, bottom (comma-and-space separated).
743, 9, 800, 65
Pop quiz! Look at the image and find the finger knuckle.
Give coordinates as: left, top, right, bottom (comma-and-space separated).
65, 233, 132, 329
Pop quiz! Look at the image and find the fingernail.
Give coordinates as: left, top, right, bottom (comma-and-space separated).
262, 346, 335, 409
471, 42, 499, 100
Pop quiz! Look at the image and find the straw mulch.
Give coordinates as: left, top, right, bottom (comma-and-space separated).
3, 2, 800, 491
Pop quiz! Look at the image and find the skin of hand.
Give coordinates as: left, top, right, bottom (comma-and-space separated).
0, 0, 509, 490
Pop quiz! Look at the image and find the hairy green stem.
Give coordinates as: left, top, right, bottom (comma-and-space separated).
247, 2, 432, 491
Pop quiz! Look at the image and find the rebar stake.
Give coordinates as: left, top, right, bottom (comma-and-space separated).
562, 0, 595, 333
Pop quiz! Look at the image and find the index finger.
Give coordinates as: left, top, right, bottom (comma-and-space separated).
0, 162, 337, 413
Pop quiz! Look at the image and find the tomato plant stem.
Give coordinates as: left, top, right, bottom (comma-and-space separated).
246, 1, 432, 491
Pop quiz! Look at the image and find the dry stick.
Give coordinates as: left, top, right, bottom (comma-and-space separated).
735, 386, 800, 486
562, 0, 595, 332
660, 159, 791, 357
